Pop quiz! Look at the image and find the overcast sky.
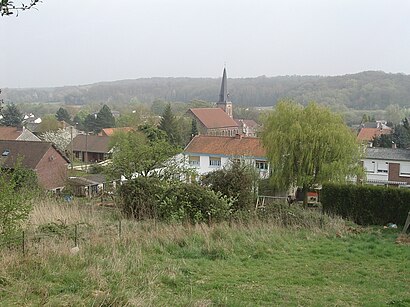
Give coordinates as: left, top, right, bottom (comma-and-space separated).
1, 0, 410, 88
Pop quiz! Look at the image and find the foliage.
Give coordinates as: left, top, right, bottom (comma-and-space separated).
201, 160, 257, 212
191, 118, 198, 138
41, 128, 77, 151
117, 177, 165, 219
392, 119, 410, 149
84, 105, 115, 133
1, 0, 40, 16
6, 71, 410, 112
159, 183, 232, 223
385, 104, 404, 125
372, 133, 393, 148
159, 103, 181, 145
0, 103, 23, 127
37, 115, 60, 133
0, 162, 37, 239
117, 177, 232, 223
262, 100, 362, 204
55, 107, 72, 123
322, 183, 410, 225
109, 128, 180, 180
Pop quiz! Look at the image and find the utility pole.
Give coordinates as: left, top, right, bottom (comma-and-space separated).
70, 125, 74, 170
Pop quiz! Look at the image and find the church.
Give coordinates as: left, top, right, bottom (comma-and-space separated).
187, 68, 258, 137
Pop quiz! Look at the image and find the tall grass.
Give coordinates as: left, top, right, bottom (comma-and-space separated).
0, 199, 408, 306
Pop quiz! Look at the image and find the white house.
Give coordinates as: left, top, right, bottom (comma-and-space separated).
183, 134, 269, 179
362, 147, 410, 187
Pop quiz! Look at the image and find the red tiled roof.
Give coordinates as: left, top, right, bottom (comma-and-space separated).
0, 140, 69, 169
235, 119, 259, 127
184, 135, 266, 158
188, 108, 238, 129
69, 135, 111, 153
0, 127, 23, 140
101, 127, 134, 136
357, 127, 392, 142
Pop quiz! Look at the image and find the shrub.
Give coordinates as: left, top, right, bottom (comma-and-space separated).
322, 183, 410, 226
0, 163, 38, 240
201, 161, 257, 212
117, 177, 166, 219
159, 183, 232, 223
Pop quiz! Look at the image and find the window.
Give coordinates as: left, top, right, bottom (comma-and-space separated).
377, 162, 388, 173
400, 163, 410, 176
256, 160, 268, 170
189, 156, 200, 166
209, 157, 221, 167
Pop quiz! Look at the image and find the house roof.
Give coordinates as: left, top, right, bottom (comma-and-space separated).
184, 135, 266, 158
235, 119, 259, 128
188, 108, 238, 129
0, 140, 69, 169
70, 135, 111, 153
101, 127, 134, 136
365, 147, 410, 161
357, 127, 392, 142
0, 126, 24, 140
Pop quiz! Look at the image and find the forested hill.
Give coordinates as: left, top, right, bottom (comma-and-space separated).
3, 71, 410, 110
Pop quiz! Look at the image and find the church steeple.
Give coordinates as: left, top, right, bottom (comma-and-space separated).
219, 67, 228, 103
216, 67, 233, 117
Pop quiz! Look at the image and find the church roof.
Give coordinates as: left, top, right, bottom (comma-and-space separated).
188, 108, 238, 129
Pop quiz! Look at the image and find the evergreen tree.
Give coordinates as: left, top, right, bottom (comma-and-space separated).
191, 119, 198, 138
96, 105, 115, 131
84, 105, 115, 134
55, 107, 71, 123
0, 103, 23, 127
159, 103, 180, 145
84, 113, 98, 133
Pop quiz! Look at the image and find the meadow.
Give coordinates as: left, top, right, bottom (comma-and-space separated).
0, 199, 409, 306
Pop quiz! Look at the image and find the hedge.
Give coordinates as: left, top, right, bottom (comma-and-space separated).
321, 183, 410, 226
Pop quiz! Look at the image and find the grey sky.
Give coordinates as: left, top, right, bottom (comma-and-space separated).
1, 0, 410, 88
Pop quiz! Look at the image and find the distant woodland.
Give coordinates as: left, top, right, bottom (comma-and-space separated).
3, 71, 410, 111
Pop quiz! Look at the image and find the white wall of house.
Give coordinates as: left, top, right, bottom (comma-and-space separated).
362, 157, 410, 185
363, 158, 389, 183
184, 153, 269, 179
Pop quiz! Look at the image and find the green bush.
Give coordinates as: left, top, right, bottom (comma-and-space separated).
159, 183, 232, 223
117, 178, 232, 223
201, 161, 257, 212
0, 163, 38, 240
322, 183, 410, 225
117, 177, 165, 219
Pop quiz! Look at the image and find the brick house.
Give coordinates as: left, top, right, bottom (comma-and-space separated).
187, 68, 262, 137
362, 147, 410, 187
68, 135, 111, 162
0, 140, 70, 191
187, 108, 240, 136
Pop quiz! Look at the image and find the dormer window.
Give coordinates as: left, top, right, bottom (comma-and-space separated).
2, 149, 10, 157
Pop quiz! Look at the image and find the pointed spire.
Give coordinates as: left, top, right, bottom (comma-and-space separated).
218, 68, 228, 103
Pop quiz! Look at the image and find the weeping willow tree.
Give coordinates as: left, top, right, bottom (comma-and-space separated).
262, 100, 363, 205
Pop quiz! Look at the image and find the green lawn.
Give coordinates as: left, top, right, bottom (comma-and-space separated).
0, 204, 409, 306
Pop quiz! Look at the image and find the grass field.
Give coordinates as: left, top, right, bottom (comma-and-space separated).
0, 200, 409, 306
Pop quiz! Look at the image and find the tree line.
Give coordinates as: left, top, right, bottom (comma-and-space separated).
3, 71, 410, 110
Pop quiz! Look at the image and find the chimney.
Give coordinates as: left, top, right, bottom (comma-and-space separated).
392, 141, 396, 149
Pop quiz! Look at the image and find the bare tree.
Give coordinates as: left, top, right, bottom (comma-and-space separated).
1, 0, 41, 16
